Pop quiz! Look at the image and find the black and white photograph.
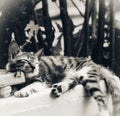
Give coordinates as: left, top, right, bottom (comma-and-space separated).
0, 0, 120, 116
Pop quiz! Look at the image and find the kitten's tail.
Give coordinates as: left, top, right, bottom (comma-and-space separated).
99, 66, 120, 99
99, 66, 120, 115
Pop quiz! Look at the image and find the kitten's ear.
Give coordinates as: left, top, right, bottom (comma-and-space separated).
35, 48, 44, 60
8, 33, 22, 60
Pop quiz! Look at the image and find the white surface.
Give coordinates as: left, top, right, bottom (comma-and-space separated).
0, 86, 98, 116
0, 82, 107, 116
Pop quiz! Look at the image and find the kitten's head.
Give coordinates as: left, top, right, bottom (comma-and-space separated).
6, 52, 38, 73
6, 36, 43, 78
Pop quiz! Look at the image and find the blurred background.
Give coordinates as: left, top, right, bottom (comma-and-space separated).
0, 0, 120, 76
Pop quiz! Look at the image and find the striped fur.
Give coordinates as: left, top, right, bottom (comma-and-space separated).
6, 51, 120, 116
5, 36, 120, 116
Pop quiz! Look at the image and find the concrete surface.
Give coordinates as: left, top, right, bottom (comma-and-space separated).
0, 81, 108, 116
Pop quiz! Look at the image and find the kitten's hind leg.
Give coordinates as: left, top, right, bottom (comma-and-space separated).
77, 67, 106, 110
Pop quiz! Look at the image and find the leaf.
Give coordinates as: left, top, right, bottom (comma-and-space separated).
55, 22, 63, 32
24, 20, 40, 40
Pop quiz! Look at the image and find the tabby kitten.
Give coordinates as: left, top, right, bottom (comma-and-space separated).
6, 39, 120, 116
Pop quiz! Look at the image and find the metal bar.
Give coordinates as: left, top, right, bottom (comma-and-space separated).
109, 0, 115, 70
42, 0, 54, 55
59, 0, 73, 56
96, 0, 105, 64
84, 0, 90, 57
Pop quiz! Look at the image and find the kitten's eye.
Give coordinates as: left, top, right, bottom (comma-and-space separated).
15, 61, 25, 67
16, 63, 23, 67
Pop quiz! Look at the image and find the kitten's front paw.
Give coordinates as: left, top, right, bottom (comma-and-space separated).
14, 90, 32, 97
51, 84, 62, 98
14, 71, 23, 78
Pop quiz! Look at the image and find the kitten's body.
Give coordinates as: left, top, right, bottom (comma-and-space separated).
6, 52, 120, 116
6, 39, 120, 116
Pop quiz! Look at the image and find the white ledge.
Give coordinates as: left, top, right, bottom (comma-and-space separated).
0, 81, 107, 116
